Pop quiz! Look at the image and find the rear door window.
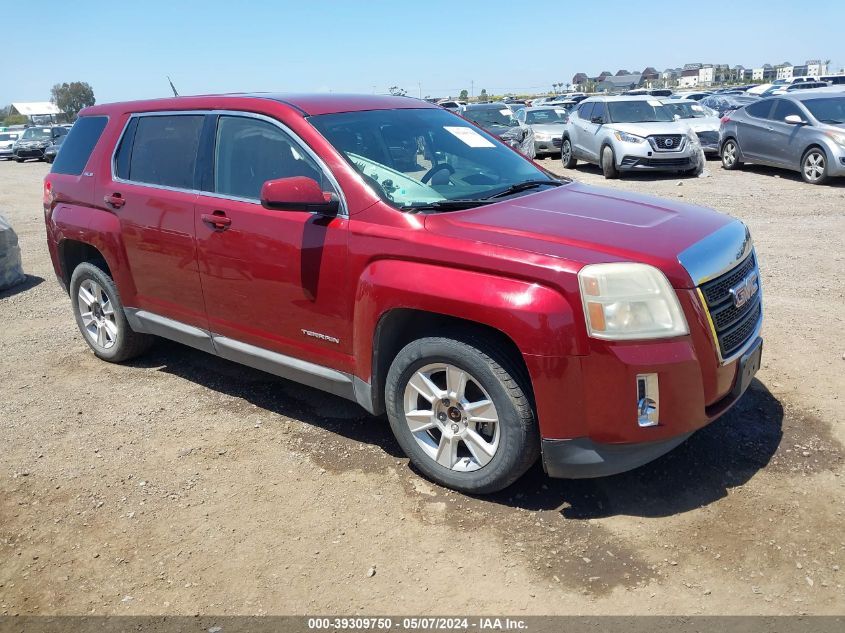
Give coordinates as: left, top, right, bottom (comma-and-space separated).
577, 102, 594, 121
125, 115, 204, 189
50, 116, 108, 176
744, 100, 775, 119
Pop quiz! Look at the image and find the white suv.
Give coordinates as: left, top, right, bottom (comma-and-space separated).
561, 96, 702, 178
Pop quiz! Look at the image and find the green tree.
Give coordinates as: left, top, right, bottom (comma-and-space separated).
50, 81, 96, 120
459, 89, 468, 101
479, 88, 488, 101
388, 86, 407, 97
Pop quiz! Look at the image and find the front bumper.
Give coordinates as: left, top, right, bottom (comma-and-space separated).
534, 137, 562, 155
614, 137, 698, 171
829, 153, 845, 177
0, 148, 13, 157
14, 147, 47, 159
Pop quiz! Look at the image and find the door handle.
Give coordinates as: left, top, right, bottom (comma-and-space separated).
104, 193, 125, 209
201, 211, 232, 230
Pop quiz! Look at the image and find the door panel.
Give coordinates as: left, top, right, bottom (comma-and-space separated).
195, 113, 352, 371
736, 101, 775, 161
767, 100, 810, 168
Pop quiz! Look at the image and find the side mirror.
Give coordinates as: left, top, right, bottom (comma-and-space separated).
784, 114, 805, 125
260, 177, 339, 215
590, 116, 604, 125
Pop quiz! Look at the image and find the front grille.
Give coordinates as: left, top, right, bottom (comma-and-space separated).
650, 134, 685, 151
552, 137, 562, 148
622, 156, 692, 168
696, 131, 719, 145
699, 252, 761, 359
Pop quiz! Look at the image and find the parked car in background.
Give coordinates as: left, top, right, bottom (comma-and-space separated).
44, 93, 763, 493
561, 96, 702, 178
670, 91, 711, 101
720, 93, 845, 184
438, 100, 464, 113
12, 125, 68, 162
660, 99, 722, 154
515, 106, 568, 156
820, 74, 845, 86
44, 134, 66, 163
624, 88, 673, 97
772, 81, 830, 94
699, 93, 758, 118
0, 130, 23, 160
460, 103, 519, 138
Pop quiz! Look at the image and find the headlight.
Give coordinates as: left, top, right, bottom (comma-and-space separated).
578, 263, 689, 340
613, 131, 646, 144
827, 131, 845, 147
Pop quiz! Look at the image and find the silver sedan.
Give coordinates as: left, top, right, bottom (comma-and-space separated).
515, 106, 569, 157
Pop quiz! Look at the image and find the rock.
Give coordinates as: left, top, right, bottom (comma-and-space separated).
0, 215, 25, 291
676, 181, 683, 186
366, 566, 376, 578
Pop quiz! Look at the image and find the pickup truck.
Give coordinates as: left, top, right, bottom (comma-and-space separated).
43, 94, 763, 494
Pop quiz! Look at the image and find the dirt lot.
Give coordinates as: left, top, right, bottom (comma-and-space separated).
1, 157, 843, 616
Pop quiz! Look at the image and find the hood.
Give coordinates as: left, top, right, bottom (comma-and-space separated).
682, 117, 721, 133
423, 182, 734, 288
529, 123, 565, 136
473, 122, 513, 137
609, 121, 691, 137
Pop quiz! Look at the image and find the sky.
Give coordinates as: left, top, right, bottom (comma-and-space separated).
4, 0, 844, 106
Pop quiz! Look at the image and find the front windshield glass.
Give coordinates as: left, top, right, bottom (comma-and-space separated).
309, 108, 555, 209
607, 100, 674, 123
21, 127, 51, 140
803, 97, 845, 124
525, 109, 568, 124
0, 133, 19, 141
461, 107, 514, 127
662, 102, 711, 119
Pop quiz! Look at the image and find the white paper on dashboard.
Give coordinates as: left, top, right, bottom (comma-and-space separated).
443, 126, 496, 148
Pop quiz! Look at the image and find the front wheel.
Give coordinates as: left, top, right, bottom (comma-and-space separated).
561, 138, 577, 168
801, 147, 829, 185
601, 145, 619, 179
385, 334, 540, 494
70, 262, 154, 362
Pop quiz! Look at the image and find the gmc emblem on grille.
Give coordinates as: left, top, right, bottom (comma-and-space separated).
729, 270, 759, 309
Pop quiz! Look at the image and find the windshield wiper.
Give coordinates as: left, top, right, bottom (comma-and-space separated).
482, 179, 563, 199
400, 199, 498, 212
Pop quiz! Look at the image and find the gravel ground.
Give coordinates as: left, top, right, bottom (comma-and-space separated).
0, 157, 843, 616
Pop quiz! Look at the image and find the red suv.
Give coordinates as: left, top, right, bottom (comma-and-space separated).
44, 94, 763, 493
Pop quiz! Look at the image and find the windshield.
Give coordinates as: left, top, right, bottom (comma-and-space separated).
0, 133, 19, 141
309, 108, 555, 209
607, 100, 674, 123
804, 97, 845, 124
525, 109, 568, 124
21, 127, 52, 140
662, 102, 712, 119
461, 107, 514, 127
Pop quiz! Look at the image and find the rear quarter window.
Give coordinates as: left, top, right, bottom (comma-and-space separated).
50, 116, 108, 176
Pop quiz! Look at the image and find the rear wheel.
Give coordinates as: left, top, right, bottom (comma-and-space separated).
801, 147, 828, 185
561, 138, 577, 168
721, 139, 742, 170
601, 145, 619, 179
385, 334, 539, 494
70, 262, 154, 362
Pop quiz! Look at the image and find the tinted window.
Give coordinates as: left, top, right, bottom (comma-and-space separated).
607, 100, 673, 123
127, 115, 204, 189
213, 116, 327, 200
803, 97, 845, 124
771, 99, 804, 121
577, 102, 594, 120
745, 100, 774, 118
592, 101, 609, 122
51, 116, 108, 176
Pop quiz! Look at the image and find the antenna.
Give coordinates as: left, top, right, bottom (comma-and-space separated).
167, 76, 179, 97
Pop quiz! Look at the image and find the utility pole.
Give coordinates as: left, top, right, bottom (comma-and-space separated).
471, 80, 474, 99
418, 82, 422, 98
372, 85, 376, 94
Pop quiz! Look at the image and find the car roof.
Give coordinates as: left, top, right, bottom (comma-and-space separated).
524, 105, 568, 111
462, 102, 508, 109
581, 95, 663, 103
783, 89, 845, 101
80, 93, 439, 117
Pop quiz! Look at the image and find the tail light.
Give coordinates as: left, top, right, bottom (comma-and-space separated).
43, 178, 54, 207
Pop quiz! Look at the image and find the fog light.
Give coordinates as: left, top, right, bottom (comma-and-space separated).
636, 373, 659, 427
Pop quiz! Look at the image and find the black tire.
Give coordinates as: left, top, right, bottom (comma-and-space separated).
720, 138, 742, 170
561, 137, 577, 168
14, 157, 23, 163
385, 333, 540, 494
600, 145, 619, 179
800, 147, 829, 185
69, 261, 154, 363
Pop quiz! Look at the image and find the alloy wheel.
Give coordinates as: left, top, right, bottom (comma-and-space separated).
803, 151, 825, 182
562, 140, 572, 163
722, 142, 737, 167
77, 279, 118, 349
402, 363, 500, 472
